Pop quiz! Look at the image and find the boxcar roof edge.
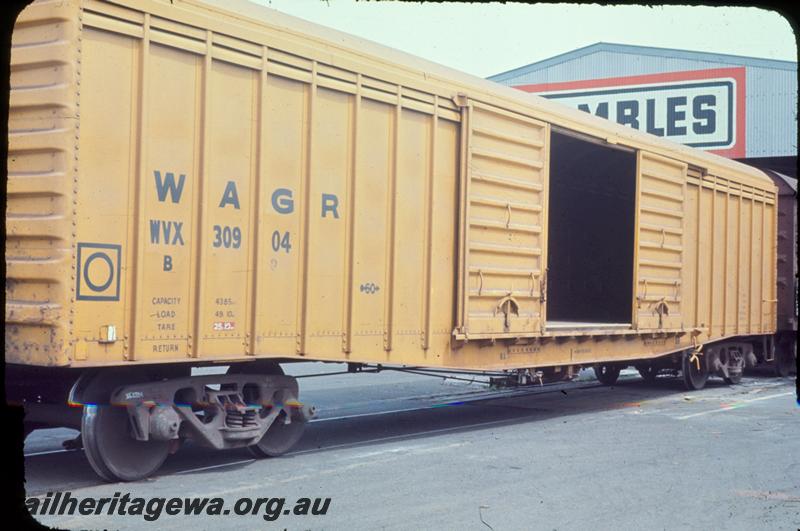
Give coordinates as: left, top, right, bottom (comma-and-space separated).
106, 0, 775, 190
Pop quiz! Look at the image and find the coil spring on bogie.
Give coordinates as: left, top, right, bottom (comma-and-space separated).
213, 392, 260, 429
225, 408, 258, 428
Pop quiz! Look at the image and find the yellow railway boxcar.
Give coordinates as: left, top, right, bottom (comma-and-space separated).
6, 0, 782, 481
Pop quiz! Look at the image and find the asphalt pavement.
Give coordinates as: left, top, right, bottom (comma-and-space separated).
21, 363, 799, 530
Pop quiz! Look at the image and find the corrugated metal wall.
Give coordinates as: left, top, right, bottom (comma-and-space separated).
490, 48, 797, 158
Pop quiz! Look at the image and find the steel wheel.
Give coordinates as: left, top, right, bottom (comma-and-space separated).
594, 363, 621, 386
247, 402, 307, 458
635, 364, 659, 383
227, 361, 307, 459
682, 350, 709, 390
82, 404, 170, 482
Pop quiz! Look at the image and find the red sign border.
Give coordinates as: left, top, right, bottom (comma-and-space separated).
512, 67, 746, 158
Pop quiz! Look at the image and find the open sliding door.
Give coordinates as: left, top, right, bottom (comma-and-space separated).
455, 100, 549, 340
634, 151, 687, 331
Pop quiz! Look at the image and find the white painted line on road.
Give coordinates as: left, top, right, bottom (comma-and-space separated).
338, 441, 468, 461
312, 405, 439, 422
24, 448, 73, 457
174, 458, 256, 475
675, 391, 795, 420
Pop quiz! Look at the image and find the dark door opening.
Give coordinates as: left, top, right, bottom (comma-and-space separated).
546, 130, 636, 326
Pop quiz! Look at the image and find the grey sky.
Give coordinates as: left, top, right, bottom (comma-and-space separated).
251, 1, 796, 78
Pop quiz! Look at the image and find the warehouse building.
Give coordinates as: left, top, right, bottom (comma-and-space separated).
489, 43, 797, 176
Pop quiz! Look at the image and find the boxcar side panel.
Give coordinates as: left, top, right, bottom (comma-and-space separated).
196, 60, 255, 357
704, 177, 776, 341
428, 118, 460, 361
349, 98, 392, 359
392, 109, 430, 354
751, 198, 764, 332
765, 194, 778, 332
7, 0, 779, 371
683, 177, 698, 331
134, 42, 199, 361
73, 27, 135, 363
695, 183, 713, 333
254, 75, 307, 357
304, 87, 351, 356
